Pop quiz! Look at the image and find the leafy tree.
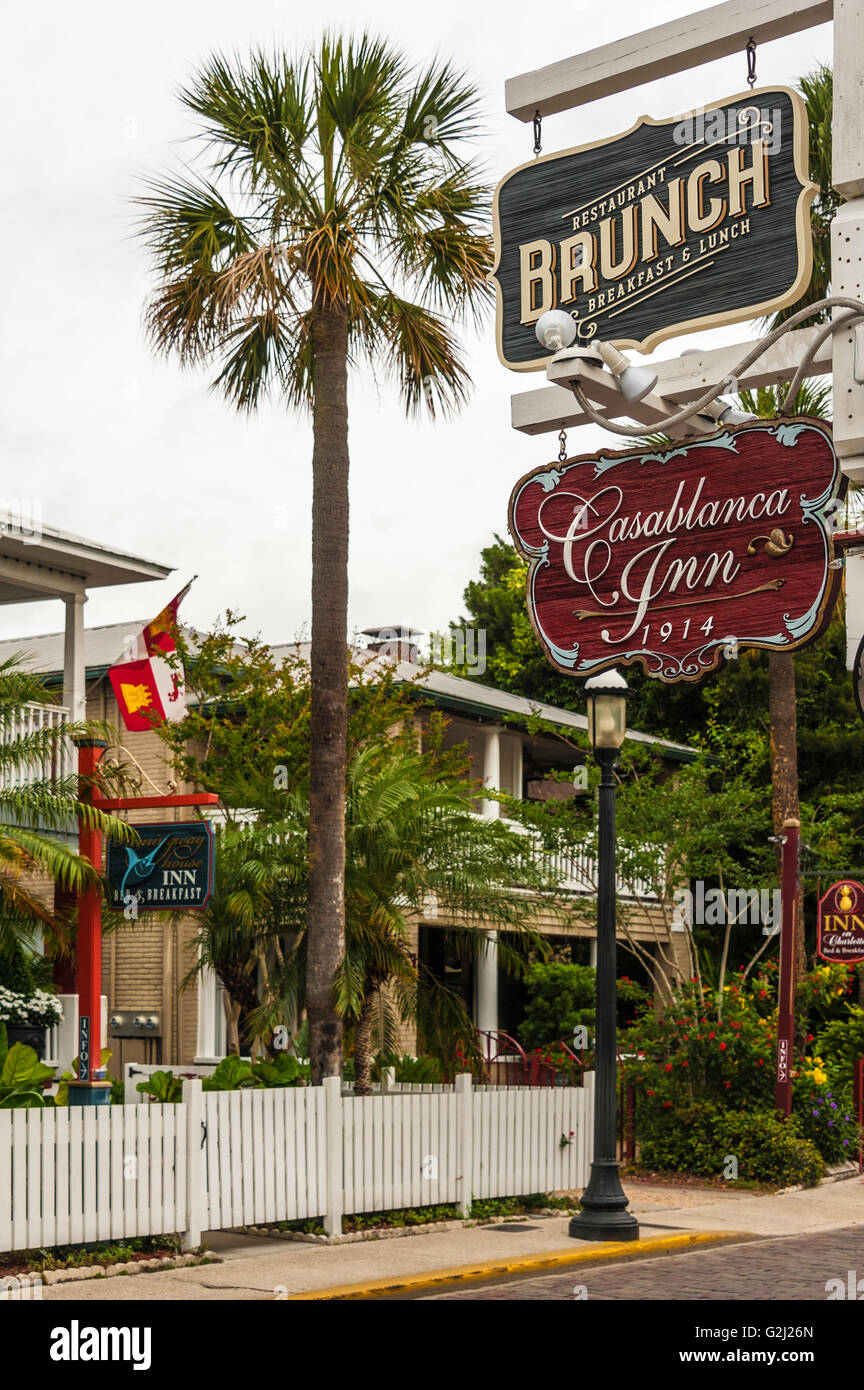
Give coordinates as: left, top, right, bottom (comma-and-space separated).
136, 36, 492, 1082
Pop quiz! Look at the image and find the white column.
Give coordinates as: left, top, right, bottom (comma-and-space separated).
476, 726, 501, 1045
832, 0, 864, 484
62, 591, 87, 722
480, 726, 501, 819
847, 550, 864, 670
195, 963, 226, 1062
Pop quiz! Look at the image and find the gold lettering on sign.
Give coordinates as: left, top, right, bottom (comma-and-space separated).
519, 239, 556, 324
640, 179, 686, 262
727, 141, 769, 217
560, 232, 597, 301
686, 159, 727, 234
599, 206, 638, 281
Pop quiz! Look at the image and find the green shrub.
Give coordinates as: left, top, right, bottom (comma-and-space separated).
813, 1006, 864, 1075
518, 962, 595, 1050
637, 1100, 823, 1187
371, 1053, 443, 1084
715, 1111, 823, 1188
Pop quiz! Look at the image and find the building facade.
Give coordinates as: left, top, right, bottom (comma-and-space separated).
1, 602, 696, 1071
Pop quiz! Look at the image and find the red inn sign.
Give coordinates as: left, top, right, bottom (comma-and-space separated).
818, 880, 864, 965
509, 418, 844, 683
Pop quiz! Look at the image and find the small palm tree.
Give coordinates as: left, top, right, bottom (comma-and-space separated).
0, 659, 133, 953
187, 823, 306, 1056
136, 36, 492, 1082
246, 742, 557, 1094
341, 745, 556, 1094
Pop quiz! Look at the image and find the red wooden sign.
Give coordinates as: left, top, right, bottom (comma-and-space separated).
509, 418, 843, 682
817, 880, 864, 965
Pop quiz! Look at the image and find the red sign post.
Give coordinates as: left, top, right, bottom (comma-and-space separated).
69, 740, 218, 1106
509, 419, 844, 683
774, 819, 800, 1118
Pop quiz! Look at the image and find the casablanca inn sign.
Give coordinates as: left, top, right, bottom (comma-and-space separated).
508, 419, 844, 683
491, 87, 815, 369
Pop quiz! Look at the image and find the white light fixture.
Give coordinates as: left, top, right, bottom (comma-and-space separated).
584, 669, 629, 753
535, 310, 579, 352
716, 402, 757, 426
697, 398, 758, 428
594, 341, 658, 405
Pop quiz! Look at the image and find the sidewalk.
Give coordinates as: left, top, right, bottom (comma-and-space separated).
41, 1174, 864, 1302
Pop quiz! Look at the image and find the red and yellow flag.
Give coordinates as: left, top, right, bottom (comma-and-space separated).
109, 579, 194, 732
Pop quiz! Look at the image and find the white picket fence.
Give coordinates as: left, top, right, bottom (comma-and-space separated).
0, 1074, 594, 1253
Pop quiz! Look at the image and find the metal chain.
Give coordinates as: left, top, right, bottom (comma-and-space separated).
558, 428, 567, 463
746, 37, 757, 89
533, 110, 542, 158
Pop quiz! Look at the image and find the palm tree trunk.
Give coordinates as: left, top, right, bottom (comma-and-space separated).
307, 306, 350, 1084
353, 991, 375, 1097
768, 653, 807, 981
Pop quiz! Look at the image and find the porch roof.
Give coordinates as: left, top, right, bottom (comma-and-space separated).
0, 524, 173, 605
0, 622, 700, 762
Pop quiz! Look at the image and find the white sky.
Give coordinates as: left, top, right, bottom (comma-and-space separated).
1, 0, 832, 653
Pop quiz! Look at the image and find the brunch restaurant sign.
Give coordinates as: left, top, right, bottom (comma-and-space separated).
491, 87, 815, 370
508, 419, 843, 684
817, 880, 864, 965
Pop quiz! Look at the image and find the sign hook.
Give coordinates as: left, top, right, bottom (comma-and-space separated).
558, 428, 568, 463
746, 37, 757, 89
533, 110, 542, 157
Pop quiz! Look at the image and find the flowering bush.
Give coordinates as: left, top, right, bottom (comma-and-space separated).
620, 977, 777, 1113
0, 987, 63, 1028
792, 1080, 858, 1165
621, 963, 863, 1178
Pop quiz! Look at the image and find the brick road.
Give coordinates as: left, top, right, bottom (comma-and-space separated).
419, 1227, 864, 1300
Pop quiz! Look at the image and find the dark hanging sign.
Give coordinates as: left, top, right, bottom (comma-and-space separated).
491, 86, 815, 371
107, 821, 215, 911
817, 880, 864, 964
509, 419, 844, 684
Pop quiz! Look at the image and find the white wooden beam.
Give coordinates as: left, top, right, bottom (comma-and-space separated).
505, 0, 834, 120
511, 325, 832, 436
831, 0, 864, 484
545, 357, 718, 440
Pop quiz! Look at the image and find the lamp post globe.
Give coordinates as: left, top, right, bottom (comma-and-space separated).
570, 669, 639, 1242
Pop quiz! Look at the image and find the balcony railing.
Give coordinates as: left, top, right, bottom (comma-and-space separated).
541, 840, 660, 901
0, 701, 74, 793
479, 813, 660, 902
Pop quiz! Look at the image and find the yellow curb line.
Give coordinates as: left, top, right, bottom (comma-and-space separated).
284, 1230, 755, 1300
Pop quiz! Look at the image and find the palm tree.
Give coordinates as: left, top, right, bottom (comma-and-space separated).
135, 37, 492, 1082
0, 659, 134, 953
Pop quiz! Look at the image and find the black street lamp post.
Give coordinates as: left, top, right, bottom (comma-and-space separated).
570, 670, 639, 1243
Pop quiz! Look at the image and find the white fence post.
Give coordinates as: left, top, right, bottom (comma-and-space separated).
181, 1079, 205, 1251
323, 1076, 343, 1237
455, 1072, 473, 1218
